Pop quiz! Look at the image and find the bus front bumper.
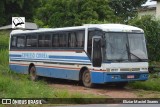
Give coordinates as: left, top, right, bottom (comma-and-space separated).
91, 71, 149, 84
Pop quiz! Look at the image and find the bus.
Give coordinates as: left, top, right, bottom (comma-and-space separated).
9, 24, 149, 87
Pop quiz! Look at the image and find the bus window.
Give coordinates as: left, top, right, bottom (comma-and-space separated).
38, 34, 52, 47
87, 31, 103, 57
26, 34, 37, 47
59, 33, 67, 47
44, 34, 52, 47
11, 36, 17, 47
76, 31, 84, 47
52, 34, 59, 47
17, 36, 25, 48
68, 32, 76, 47
87, 31, 94, 57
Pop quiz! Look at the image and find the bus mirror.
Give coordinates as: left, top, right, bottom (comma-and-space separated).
101, 40, 105, 48
91, 36, 102, 67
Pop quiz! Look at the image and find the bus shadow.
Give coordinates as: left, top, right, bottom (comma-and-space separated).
39, 76, 128, 90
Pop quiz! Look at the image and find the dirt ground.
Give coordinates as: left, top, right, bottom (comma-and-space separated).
43, 78, 160, 98
46, 78, 137, 98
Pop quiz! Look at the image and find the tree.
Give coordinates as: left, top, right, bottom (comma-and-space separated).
109, 0, 147, 23
0, 0, 40, 26
129, 15, 160, 61
34, 0, 117, 27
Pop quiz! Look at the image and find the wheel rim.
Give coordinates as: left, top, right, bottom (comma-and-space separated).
84, 72, 91, 83
83, 71, 92, 87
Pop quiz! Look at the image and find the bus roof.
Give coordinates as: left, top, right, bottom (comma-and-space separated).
11, 24, 144, 35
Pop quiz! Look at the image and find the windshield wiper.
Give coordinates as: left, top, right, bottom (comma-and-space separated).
126, 44, 142, 61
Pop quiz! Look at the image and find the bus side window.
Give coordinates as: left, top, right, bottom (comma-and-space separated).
11, 36, 17, 47
26, 34, 37, 47
76, 31, 84, 47
68, 32, 76, 47
38, 34, 44, 47
44, 34, 52, 47
52, 34, 59, 47
38, 34, 51, 47
59, 33, 67, 47
17, 36, 25, 48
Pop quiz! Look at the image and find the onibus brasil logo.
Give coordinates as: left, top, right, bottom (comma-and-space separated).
12, 17, 25, 29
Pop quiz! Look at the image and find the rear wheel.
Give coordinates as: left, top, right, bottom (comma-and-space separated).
82, 70, 94, 88
29, 66, 38, 81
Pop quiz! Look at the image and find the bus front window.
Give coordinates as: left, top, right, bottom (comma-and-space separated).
128, 33, 148, 60
104, 32, 148, 62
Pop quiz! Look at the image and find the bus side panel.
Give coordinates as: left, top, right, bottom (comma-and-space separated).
36, 67, 80, 80
9, 64, 28, 74
91, 71, 104, 83
9, 63, 80, 80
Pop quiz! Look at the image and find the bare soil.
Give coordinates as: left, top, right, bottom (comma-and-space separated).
44, 78, 137, 98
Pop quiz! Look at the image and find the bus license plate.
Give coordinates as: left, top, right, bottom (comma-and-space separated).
127, 75, 134, 79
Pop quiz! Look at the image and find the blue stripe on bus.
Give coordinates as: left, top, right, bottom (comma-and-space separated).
49, 55, 89, 60
10, 58, 91, 63
9, 54, 89, 60
9, 54, 22, 57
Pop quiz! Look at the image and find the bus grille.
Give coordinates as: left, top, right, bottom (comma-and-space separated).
120, 68, 140, 72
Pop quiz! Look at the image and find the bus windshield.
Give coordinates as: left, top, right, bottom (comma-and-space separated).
104, 32, 148, 62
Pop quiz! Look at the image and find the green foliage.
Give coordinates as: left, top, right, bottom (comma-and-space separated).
0, 30, 10, 49
0, 31, 9, 72
129, 15, 160, 61
109, 0, 146, 23
128, 75, 160, 91
34, 0, 117, 27
0, 0, 41, 26
0, 49, 9, 72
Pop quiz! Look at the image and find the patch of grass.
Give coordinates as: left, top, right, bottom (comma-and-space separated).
128, 74, 160, 91
0, 30, 10, 49
133, 89, 160, 98
0, 69, 102, 98
0, 49, 9, 71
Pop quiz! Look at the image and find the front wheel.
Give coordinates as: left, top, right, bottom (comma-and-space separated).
29, 66, 38, 81
82, 70, 94, 88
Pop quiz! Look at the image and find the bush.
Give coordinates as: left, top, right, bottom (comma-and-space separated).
128, 76, 160, 91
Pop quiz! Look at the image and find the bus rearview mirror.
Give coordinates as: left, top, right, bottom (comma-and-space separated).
91, 36, 102, 67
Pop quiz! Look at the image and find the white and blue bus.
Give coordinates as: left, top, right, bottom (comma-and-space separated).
9, 24, 148, 87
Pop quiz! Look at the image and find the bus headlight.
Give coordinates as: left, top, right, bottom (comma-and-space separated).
140, 68, 148, 71
111, 68, 119, 72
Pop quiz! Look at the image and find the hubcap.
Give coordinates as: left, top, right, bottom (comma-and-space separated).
84, 72, 90, 83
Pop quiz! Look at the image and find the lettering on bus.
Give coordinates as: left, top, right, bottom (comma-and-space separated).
22, 53, 48, 59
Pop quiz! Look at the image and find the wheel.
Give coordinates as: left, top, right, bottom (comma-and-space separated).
82, 70, 94, 88
29, 66, 38, 81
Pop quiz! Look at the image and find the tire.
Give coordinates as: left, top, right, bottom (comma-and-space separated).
29, 66, 38, 81
82, 70, 94, 88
